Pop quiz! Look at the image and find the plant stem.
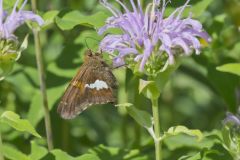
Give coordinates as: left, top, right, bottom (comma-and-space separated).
31, 0, 54, 150
0, 132, 4, 160
151, 98, 162, 160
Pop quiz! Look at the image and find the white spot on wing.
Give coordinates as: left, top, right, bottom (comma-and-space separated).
85, 80, 108, 90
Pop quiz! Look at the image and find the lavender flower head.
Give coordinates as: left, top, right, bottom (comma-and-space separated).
0, 0, 44, 40
223, 112, 240, 127
98, 0, 211, 72
0, 0, 43, 80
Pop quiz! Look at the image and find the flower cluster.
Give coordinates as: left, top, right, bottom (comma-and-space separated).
98, 0, 211, 72
222, 111, 240, 157
0, 0, 44, 40
0, 0, 44, 80
223, 112, 240, 128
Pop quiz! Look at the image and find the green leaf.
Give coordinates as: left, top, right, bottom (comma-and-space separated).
221, 126, 231, 150
139, 79, 160, 100
16, 34, 29, 60
116, 103, 152, 128
3, 0, 24, 9
178, 149, 221, 160
163, 126, 203, 141
27, 85, 65, 127
165, 0, 213, 18
88, 145, 149, 160
51, 149, 101, 160
55, 11, 108, 30
0, 35, 28, 80
0, 53, 17, 81
42, 10, 60, 29
138, 60, 180, 100
216, 63, 240, 76
29, 141, 48, 160
0, 111, 41, 138
190, 0, 214, 17
208, 66, 239, 113
3, 144, 30, 160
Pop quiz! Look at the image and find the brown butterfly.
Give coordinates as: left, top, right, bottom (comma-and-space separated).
57, 49, 117, 119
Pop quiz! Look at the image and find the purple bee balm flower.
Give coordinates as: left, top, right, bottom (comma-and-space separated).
0, 0, 44, 40
223, 112, 240, 127
98, 0, 211, 71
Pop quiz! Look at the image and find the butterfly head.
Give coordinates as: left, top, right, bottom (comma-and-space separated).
84, 49, 106, 67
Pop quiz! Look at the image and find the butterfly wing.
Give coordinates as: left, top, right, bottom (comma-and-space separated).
57, 63, 117, 119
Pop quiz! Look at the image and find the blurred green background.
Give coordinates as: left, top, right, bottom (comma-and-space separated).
0, 0, 240, 159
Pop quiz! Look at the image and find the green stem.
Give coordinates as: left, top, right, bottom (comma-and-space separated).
31, 0, 54, 151
151, 98, 162, 160
0, 132, 4, 160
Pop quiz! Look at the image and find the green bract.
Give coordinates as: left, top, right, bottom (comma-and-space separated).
0, 35, 28, 80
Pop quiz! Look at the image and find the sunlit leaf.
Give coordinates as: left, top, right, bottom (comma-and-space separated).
166, 0, 213, 17
0, 111, 41, 138
88, 145, 149, 160
216, 63, 240, 76
29, 141, 48, 160
51, 149, 101, 160
208, 66, 239, 113
42, 10, 60, 29
55, 11, 108, 30
190, 0, 214, 17
3, 0, 24, 9
3, 144, 30, 160
0, 53, 17, 81
163, 126, 203, 141
16, 34, 29, 60
139, 79, 160, 100
178, 149, 221, 160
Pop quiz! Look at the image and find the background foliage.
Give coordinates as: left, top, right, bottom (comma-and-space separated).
0, 0, 240, 159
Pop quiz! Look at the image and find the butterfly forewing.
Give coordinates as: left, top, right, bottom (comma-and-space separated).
57, 51, 117, 119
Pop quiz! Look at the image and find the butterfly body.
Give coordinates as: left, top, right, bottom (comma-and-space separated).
57, 50, 117, 119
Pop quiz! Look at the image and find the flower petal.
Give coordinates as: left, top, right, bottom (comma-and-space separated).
172, 37, 191, 55
5, 11, 44, 35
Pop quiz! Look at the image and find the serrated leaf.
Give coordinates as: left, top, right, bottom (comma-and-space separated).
216, 63, 240, 76
117, 103, 152, 128
51, 149, 101, 160
0, 111, 41, 138
29, 141, 48, 160
163, 126, 203, 141
55, 11, 108, 30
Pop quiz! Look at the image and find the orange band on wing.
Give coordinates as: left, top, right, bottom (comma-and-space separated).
72, 81, 83, 89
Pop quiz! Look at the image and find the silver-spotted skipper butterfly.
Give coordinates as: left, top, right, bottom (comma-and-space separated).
57, 49, 117, 119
